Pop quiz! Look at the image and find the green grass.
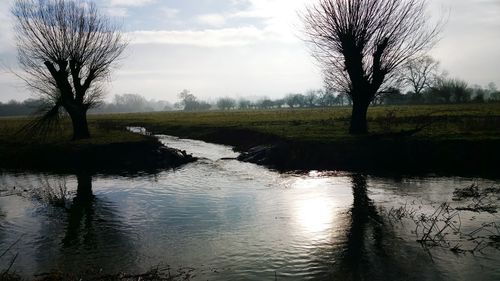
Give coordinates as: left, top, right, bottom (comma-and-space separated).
0, 117, 154, 171
0, 117, 147, 147
1, 103, 499, 147
1, 103, 499, 174
87, 103, 500, 143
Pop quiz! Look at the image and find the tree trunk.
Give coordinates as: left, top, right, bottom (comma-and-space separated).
349, 99, 370, 134
68, 107, 90, 140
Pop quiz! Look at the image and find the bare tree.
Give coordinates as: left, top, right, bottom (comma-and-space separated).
303, 0, 441, 134
402, 56, 439, 97
12, 0, 127, 139
216, 97, 236, 110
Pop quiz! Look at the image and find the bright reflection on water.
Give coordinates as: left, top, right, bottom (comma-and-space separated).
0, 135, 499, 280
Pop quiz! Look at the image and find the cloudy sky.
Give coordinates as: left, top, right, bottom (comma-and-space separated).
0, 0, 499, 102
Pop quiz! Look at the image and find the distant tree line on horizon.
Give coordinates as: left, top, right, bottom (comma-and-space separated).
0, 94, 174, 117
6, 0, 495, 137
2, 79, 500, 117
103, 77, 500, 111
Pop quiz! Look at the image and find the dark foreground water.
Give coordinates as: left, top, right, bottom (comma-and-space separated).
0, 135, 499, 280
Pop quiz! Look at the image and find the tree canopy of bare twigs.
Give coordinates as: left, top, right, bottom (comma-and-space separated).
402, 56, 440, 96
303, 0, 441, 134
12, 0, 127, 139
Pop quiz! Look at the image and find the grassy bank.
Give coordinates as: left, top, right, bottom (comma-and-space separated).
1, 104, 499, 176
89, 103, 500, 141
0, 118, 194, 174
89, 103, 500, 177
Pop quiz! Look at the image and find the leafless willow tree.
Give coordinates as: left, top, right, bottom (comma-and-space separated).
303, 0, 441, 134
12, 0, 127, 139
402, 56, 440, 97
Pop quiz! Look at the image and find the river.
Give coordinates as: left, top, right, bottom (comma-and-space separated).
0, 134, 499, 280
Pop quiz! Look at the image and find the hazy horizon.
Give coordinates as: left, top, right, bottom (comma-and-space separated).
0, 0, 499, 103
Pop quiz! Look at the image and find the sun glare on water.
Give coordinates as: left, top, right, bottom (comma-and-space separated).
290, 176, 339, 239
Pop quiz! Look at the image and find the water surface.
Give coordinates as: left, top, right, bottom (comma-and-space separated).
0, 135, 499, 280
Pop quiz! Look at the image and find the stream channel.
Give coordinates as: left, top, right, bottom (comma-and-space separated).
1, 131, 499, 280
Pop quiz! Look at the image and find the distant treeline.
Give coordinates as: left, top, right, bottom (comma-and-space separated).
178, 79, 500, 111
91, 94, 174, 113
0, 98, 45, 116
0, 94, 174, 117
377, 80, 500, 106
1, 81, 500, 116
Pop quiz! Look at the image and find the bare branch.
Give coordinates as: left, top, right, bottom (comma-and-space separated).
302, 0, 442, 98
12, 0, 127, 139
301, 0, 443, 134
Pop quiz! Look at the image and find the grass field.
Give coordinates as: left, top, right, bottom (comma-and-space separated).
1, 103, 499, 175
0, 117, 146, 145
1, 103, 499, 146
88, 103, 500, 142
0, 117, 181, 173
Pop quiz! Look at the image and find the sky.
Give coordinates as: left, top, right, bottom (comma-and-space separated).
0, 0, 499, 103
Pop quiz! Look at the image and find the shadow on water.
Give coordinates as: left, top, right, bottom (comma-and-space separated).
329, 174, 445, 281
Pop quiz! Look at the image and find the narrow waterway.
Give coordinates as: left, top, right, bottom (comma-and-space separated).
0, 134, 499, 280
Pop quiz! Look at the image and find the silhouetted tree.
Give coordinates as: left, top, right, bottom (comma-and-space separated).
486, 83, 500, 101
12, 0, 126, 139
337, 92, 352, 106
284, 94, 307, 108
402, 56, 439, 98
178, 89, 198, 111
305, 90, 318, 107
178, 90, 212, 111
238, 98, 252, 110
284, 94, 298, 108
112, 94, 148, 112
487, 83, 498, 94
470, 85, 488, 103
216, 97, 236, 110
471, 93, 485, 103
428, 78, 471, 104
318, 89, 337, 107
257, 98, 274, 109
274, 98, 286, 108
491, 91, 500, 101
303, 0, 441, 134
381, 88, 405, 105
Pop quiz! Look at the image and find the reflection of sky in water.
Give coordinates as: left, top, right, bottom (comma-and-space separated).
0, 136, 499, 280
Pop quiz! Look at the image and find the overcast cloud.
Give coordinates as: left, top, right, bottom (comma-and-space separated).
0, 0, 499, 102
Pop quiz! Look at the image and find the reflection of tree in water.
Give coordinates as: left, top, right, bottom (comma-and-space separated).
34, 172, 139, 275
338, 174, 382, 280
62, 172, 95, 247
329, 174, 444, 281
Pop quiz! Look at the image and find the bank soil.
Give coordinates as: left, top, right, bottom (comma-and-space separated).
0, 135, 196, 174
145, 127, 499, 178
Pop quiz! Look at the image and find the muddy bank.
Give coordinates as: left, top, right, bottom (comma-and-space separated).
0, 136, 196, 174
237, 138, 500, 178
141, 127, 499, 178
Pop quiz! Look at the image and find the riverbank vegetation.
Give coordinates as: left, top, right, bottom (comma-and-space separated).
53, 103, 500, 176
0, 266, 193, 281
92, 103, 500, 142
0, 103, 500, 176
2, 103, 499, 176
0, 119, 195, 173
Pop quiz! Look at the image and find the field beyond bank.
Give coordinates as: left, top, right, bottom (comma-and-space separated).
85, 103, 499, 177
91, 103, 500, 142
1, 103, 499, 176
